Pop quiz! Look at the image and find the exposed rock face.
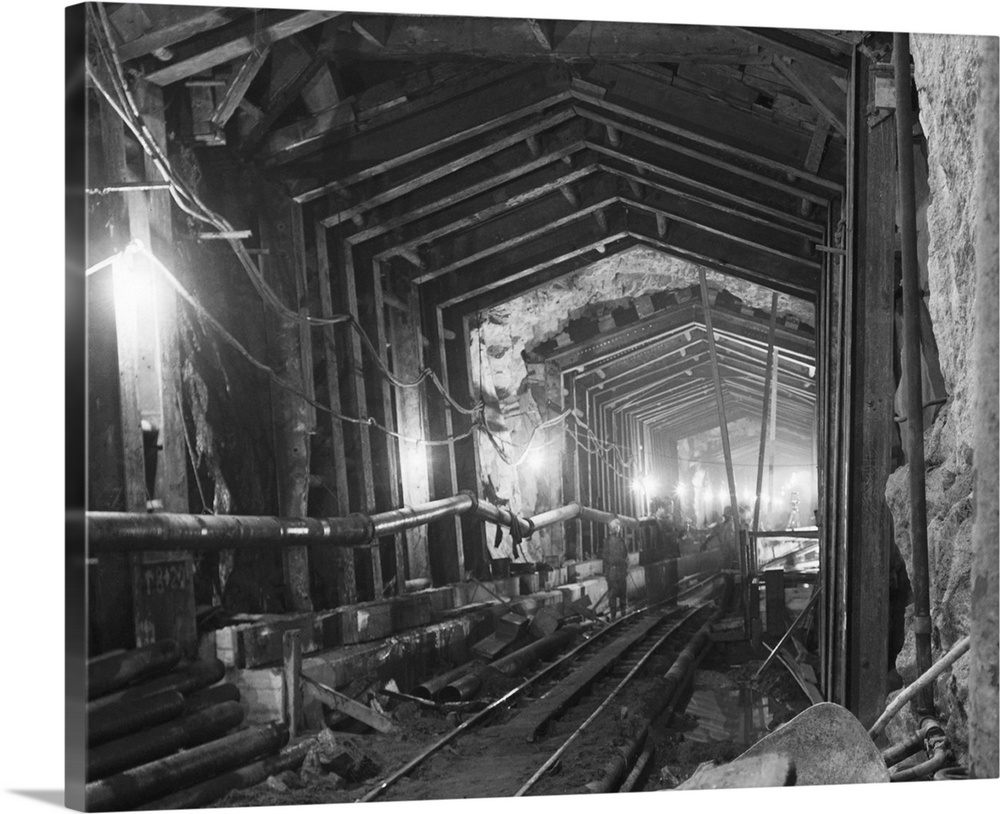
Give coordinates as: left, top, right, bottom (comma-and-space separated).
885, 33, 996, 768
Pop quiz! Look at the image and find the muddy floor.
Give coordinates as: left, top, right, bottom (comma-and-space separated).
212, 646, 810, 806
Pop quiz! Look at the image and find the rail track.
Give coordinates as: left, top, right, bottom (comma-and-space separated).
360, 573, 727, 801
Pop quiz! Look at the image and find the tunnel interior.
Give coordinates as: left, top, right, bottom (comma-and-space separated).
76, 4, 999, 795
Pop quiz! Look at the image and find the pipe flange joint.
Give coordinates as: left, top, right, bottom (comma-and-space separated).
349, 512, 377, 545
457, 489, 479, 510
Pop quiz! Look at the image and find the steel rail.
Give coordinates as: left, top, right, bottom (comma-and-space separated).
358, 578, 722, 802
514, 604, 705, 796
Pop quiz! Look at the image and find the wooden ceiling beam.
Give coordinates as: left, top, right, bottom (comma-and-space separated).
575, 101, 839, 203
372, 156, 601, 257
335, 18, 780, 63
433, 210, 631, 307
288, 66, 573, 200
733, 27, 853, 73
625, 209, 820, 298
141, 9, 342, 86
343, 120, 590, 241
416, 174, 621, 283
577, 63, 845, 186
238, 25, 340, 154
111, 4, 239, 62
619, 178, 821, 266
441, 234, 637, 313
208, 43, 272, 130
770, 56, 848, 137
586, 140, 824, 234
313, 106, 580, 220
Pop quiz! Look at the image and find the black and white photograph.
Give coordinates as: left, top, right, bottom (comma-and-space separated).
24, 0, 1000, 811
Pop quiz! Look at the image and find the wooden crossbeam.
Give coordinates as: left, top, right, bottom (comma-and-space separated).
352, 15, 394, 48
771, 57, 848, 137
143, 9, 341, 86
526, 19, 556, 51
302, 674, 395, 733
112, 5, 237, 62
209, 44, 271, 129
239, 27, 340, 154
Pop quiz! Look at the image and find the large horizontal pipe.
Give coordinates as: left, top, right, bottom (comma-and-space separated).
87, 512, 375, 553
439, 672, 483, 704
490, 626, 578, 677
88, 690, 185, 747
85, 722, 289, 812
88, 659, 226, 714
371, 494, 476, 537
87, 701, 245, 781
412, 662, 479, 701
88, 497, 638, 554
88, 640, 182, 700
136, 739, 313, 810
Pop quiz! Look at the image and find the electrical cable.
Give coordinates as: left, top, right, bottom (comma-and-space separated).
86, 8, 483, 420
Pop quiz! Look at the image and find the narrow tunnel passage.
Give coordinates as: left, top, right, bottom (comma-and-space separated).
67, 6, 999, 808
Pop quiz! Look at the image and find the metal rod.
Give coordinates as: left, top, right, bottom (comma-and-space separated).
894, 32, 934, 713
752, 293, 781, 551
753, 584, 823, 679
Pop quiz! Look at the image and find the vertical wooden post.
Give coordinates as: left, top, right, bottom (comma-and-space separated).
282, 629, 302, 739
372, 258, 406, 594
101, 85, 196, 653
847, 47, 896, 727
315, 224, 356, 606
563, 371, 580, 560
342, 242, 381, 598
256, 178, 313, 613
387, 275, 431, 581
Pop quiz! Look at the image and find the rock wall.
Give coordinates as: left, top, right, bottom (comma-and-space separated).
885, 34, 998, 770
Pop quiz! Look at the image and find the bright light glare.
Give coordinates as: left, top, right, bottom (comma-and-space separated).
642, 476, 658, 494
704, 487, 714, 505
631, 478, 644, 492
674, 482, 687, 499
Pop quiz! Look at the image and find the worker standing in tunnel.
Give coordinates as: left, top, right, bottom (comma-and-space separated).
601, 518, 629, 621
654, 500, 682, 604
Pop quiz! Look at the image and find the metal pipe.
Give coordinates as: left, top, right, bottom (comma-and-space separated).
180, 682, 241, 715
413, 663, 479, 701
868, 636, 970, 739
438, 673, 483, 704
87, 512, 375, 553
88, 497, 637, 555
88, 690, 185, 747
136, 739, 312, 810
87, 701, 245, 781
890, 717, 949, 781
85, 722, 288, 811
88, 640, 182, 700
489, 627, 577, 677
371, 494, 476, 537
894, 32, 934, 713
882, 732, 926, 768
87, 659, 227, 713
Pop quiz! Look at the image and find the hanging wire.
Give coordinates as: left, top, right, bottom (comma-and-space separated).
86, 5, 482, 420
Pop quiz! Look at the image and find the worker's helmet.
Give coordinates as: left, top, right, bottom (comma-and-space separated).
608, 518, 622, 534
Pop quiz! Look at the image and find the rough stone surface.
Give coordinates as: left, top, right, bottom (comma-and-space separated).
883, 34, 997, 770
968, 34, 999, 780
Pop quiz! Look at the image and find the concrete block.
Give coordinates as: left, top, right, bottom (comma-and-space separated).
677, 754, 794, 790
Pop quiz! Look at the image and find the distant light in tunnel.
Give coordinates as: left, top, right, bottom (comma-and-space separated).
674, 482, 687, 499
